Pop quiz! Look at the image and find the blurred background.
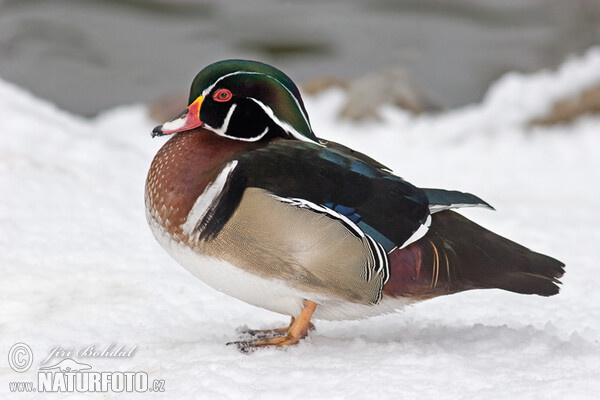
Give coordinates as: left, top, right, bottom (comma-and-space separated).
0, 0, 599, 118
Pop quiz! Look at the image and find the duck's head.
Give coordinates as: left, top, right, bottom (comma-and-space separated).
152, 59, 318, 143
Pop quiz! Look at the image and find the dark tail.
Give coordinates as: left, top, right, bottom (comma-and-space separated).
384, 210, 565, 298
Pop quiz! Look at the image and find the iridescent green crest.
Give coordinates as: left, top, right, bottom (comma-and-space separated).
188, 59, 317, 142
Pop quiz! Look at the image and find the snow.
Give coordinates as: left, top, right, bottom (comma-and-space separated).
2, 47, 600, 399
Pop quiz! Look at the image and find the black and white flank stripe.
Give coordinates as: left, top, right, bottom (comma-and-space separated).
182, 161, 241, 241
271, 195, 390, 285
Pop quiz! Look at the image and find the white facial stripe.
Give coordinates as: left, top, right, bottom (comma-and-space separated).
209, 103, 237, 136
258, 75, 312, 135
202, 71, 252, 98
206, 126, 270, 142
204, 103, 270, 142
201, 70, 316, 143
249, 98, 320, 144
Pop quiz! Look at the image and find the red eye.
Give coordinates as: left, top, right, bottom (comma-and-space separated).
213, 89, 232, 102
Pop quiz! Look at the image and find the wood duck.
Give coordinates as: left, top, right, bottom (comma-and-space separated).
145, 60, 565, 351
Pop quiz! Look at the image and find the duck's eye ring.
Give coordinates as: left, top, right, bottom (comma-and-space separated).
213, 89, 232, 102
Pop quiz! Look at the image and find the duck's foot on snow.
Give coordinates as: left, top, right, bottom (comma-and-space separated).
228, 300, 317, 352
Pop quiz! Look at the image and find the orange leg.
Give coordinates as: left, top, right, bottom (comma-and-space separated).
229, 300, 317, 352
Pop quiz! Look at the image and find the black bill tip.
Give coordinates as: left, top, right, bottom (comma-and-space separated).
151, 125, 164, 138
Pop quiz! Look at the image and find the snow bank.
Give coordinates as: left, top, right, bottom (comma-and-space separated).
1, 48, 599, 399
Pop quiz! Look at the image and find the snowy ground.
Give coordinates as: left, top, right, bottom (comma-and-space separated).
2, 48, 600, 399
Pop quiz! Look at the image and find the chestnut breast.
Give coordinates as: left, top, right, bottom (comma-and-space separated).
145, 128, 252, 238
